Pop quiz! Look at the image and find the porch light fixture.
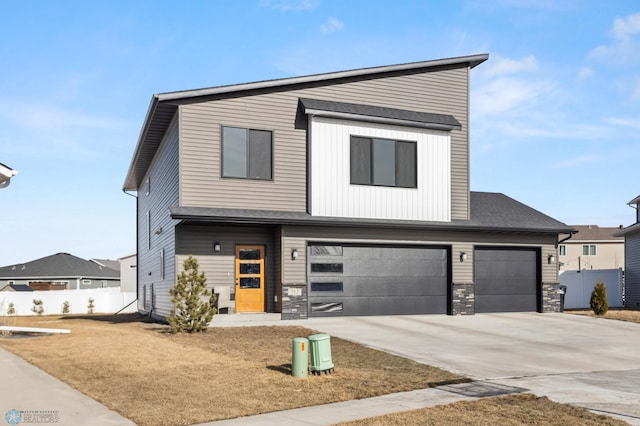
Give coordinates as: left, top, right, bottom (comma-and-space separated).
291, 248, 298, 260
459, 252, 467, 262
548, 254, 556, 264
213, 242, 221, 253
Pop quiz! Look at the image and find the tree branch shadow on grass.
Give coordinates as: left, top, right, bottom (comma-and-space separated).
267, 363, 293, 375
58, 313, 157, 325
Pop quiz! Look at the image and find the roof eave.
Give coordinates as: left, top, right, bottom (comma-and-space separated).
123, 95, 161, 191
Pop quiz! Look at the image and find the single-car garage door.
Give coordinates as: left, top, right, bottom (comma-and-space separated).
474, 248, 539, 313
308, 244, 449, 316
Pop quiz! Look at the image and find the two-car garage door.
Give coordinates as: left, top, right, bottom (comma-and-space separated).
307, 244, 448, 316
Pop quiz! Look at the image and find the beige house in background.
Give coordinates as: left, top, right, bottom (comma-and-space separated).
559, 225, 624, 271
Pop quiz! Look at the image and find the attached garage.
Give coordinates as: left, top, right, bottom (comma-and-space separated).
474, 248, 540, 313
307, 244, 449, 316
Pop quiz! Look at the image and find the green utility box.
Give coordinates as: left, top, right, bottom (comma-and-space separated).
309, 334, 334, 374
291, 337, 309, 377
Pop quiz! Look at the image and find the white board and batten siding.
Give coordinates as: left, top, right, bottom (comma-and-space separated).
309, 116, 450, 221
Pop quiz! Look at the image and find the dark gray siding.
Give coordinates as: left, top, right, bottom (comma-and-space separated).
175, 225, 277, 313
180, 67, 471, 220
137, 113, 180, 318
625, 232, 640, 308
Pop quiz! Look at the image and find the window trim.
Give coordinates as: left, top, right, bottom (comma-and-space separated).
221, 125, 274, 181
582, 244, 597, 256
559, 245, 566, 256
349, 135, 417, 188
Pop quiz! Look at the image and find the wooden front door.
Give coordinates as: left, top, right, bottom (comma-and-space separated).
235, 245, 266, 312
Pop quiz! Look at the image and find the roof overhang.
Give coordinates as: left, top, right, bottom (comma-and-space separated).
0, 162, 18, 189
613, 222, 640, 237
299, 98, 461, 131
170, 206, 573, 235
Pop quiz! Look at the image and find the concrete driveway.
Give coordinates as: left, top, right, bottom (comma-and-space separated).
302, 312, 640, 424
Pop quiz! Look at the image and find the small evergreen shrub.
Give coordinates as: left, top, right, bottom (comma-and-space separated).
590, 279, 609, 316
168, 255, 217, 333
62, 301, 70, 314
7, 302, 15, 315
31, 299, 44, 315
87, 298, 95, 314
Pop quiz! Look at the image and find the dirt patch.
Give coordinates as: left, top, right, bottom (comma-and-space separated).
566, 308, 640, 324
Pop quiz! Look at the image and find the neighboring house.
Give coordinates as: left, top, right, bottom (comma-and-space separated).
559, 225, 624, 271
118, 253, 137, 293
0, 162, 18, 188
0, 253, 120, 290
614, 196, 640, 308
123, 53, 574, 321
0, 284, 33, 292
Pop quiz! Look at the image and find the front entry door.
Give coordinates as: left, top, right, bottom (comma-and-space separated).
235, 245, 265, 312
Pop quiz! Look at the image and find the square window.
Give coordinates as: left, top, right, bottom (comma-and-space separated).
222, 126, 273, 180
350, 136, 416, 188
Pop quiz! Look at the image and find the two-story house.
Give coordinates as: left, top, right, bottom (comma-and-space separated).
123, 54, 573, 321
559, 225, 624, 271
614, 196, 640, 308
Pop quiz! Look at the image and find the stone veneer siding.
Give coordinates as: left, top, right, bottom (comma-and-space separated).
282, 284, 308, 320
541, 282, 561, 312
451, 282, 475, 315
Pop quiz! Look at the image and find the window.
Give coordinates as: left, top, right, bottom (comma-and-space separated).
82, 279, 92, 286
310, 263, 344, 273
222, 126, 272, 180
350, 136, 416, 188
311, 282, 343, 292
582, 245, 597, 256
559, 245, 566, 256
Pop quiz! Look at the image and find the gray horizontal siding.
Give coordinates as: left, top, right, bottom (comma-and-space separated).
137, 113, 179, 316
179, 67, 470, 219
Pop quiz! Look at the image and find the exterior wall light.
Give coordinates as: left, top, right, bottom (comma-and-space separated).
548, 254, 556, 264
460, 252, 467, 262
213, 242, 221, 252
291, 248, 298, 260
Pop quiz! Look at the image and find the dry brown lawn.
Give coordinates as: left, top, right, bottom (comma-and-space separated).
0, 314, 465, 426
566, 308, 640, 324
338, 393, 627, 426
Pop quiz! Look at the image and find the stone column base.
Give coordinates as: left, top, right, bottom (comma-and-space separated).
282, 284, 308, 320
451, 282, 475, 315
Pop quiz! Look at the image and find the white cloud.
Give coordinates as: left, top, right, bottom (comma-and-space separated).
320, 17, 344, 34
576, 67, 594, 82
258, 0, 318, 12
588, 12, 640, 62
553, 154, 603, 168
482, 55, 538, 78
606, 116, 640, 129
611, 13, 640, 40
473, 76, 556, 116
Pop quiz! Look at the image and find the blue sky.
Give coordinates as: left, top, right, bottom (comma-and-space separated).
1, 0, 638, 266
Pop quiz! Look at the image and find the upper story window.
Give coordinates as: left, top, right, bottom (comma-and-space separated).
222, 126, 273, 180
350, 136, 417, 188
582, 244, 596, 256
559, 245, 566, 256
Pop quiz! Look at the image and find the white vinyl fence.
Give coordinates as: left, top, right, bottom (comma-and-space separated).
0, 288, 137, 316
560, 269, 624, 309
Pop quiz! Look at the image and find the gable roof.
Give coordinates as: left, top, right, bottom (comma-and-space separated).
0, 284, 33, 292
565, 225, 624, 242
123, 53, 489, 191
170, 191, 572, 234
0, 253, 120, 280
298, 98, 462, 131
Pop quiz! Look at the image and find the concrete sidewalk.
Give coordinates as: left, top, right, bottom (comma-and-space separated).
0, 345, 135, 426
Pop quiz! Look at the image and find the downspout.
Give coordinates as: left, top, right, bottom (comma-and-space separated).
558, 230, 578, 246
